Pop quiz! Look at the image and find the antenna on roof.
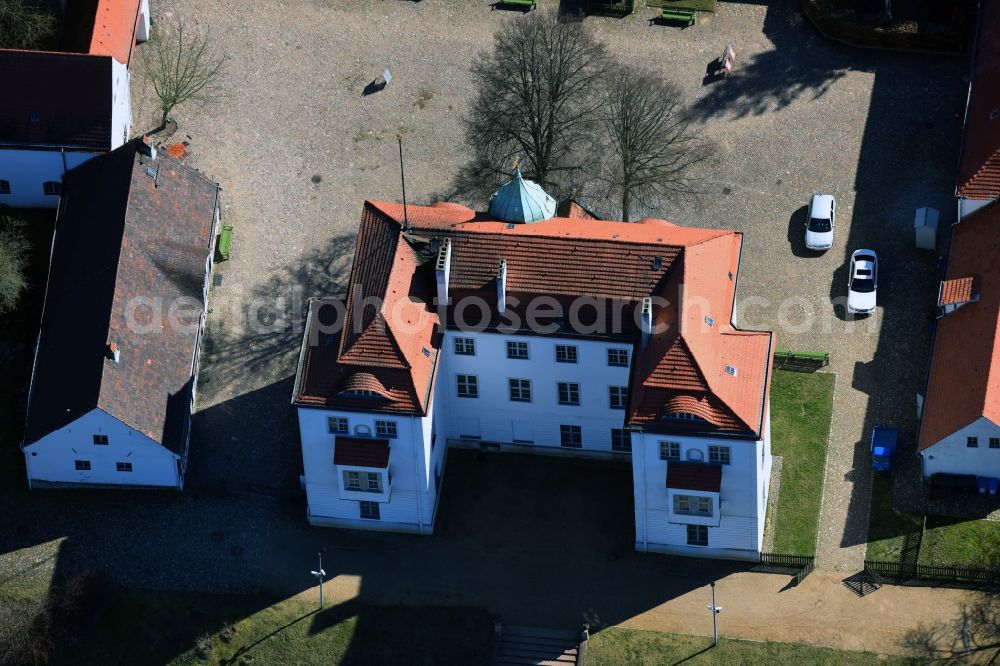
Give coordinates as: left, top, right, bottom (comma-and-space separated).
397, 133, 410, 232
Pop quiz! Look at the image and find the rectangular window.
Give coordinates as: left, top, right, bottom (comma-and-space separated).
687, 524, 708, 546
74, 460, 91, 471
659, 441, 680, 461
344, 470, 362, 491
43, 181, 62, 196
607, 348, 629, 367
968, 437, 979, 448
359, 501, 380, 520
674, 494, 713, 517
991, 438, 1000, 449
560, 424, 582, 448
93, 434, 109, 445
708, 445, 731, 465
508, 378, 532, 402
327, 417, 348, 434
611, 428, 631, 452
506, 341, 529, 359
375, 420, 398, 439
609, 386, 628, 410
555, 345, 578, 363
454, 337, 476, 355
558, 382, 580, 406
0, 180, 10, 194
457, 374, 479, 398
366, 472, 382, 492
116, 462, 133, 472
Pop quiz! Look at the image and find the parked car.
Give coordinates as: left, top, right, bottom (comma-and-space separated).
847, 249, 878, 315
805, 194, 836, 251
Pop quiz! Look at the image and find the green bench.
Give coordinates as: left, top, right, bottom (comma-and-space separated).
773, 349, 830, 368
661, 8, 696, 25
500, 0, 537, 8
217, 224, 233, 261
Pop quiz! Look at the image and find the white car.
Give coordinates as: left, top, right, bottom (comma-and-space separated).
847, 249, 878, 315
805, 194, 835, 251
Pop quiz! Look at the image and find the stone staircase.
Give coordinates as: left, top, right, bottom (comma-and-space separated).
494, 625, 584, 666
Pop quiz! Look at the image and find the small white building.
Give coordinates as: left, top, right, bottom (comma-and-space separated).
919, 200, 1000, 483
22, 138, 220, 489
292, 173, 773, 559
0, 0, 149, 208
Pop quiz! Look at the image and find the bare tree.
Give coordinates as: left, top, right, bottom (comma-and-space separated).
460, 12, 607, 199
0, 216, 29, 314
0, 0, 57, 50
601, 65, 711, 221
142, 21, 226, 130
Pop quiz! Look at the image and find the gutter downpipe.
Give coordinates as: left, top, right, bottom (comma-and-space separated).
638, 430, 648, 552
410, 416, 424, 535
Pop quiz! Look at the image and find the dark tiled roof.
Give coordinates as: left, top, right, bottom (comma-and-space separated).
23, 139, 219, 452
919, 201, 1000, 451
333, 437, 390, 468
957, 0, 1000, 199
0, 50, 112, 150
666, 462, 722, 493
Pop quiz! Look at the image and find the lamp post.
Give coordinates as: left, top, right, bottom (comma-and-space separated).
310, 548, 327, 610
707, 581, 722, 646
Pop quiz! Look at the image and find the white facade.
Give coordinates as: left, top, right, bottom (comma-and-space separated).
921, 416, 1000, 479
298, 329, 772, 560
0, 56, 131, 209
631, 411, 770, 561
958, 197, 992, 221
23, 408, 184, 489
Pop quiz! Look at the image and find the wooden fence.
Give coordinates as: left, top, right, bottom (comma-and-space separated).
757, 553, 815, 586
864, 560, 1000, 587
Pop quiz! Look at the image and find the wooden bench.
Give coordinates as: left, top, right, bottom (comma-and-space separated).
500, 0, 537, 8
661, 8, 695, 25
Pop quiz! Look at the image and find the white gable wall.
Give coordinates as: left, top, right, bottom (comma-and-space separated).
23, 408, 181, 488
921, 416, 1000, 478
631, 409, 770, 561
298, 404, 441, 532
110, 58, 132, 148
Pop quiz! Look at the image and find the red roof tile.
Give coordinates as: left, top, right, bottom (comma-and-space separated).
920, 202, 1000, 451
88, 0, 143, 65
938, 276, 978, 305
666, 462, 722, 493
294, 201, 772, 435
333, 437, 390, 468
957, 0, 1000, 199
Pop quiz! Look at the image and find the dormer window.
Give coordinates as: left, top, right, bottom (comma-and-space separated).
339, 389, 385, 399
665, 412, 706, 423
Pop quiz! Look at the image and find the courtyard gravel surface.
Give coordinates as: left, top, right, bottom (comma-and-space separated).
0, 0, 972, 640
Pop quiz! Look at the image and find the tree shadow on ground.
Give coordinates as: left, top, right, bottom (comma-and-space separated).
901, 593, 1000, 663
691, 0, 853, 122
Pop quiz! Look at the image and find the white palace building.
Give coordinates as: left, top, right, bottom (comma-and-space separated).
292, 173, 774, 560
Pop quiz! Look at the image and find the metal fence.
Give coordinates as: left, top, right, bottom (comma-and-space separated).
864, 560, 1000, 586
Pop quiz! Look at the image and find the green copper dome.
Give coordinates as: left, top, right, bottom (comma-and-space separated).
488, 168, 556, 224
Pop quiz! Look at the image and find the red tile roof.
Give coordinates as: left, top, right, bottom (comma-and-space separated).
957, 0, 1000, 199
919, 202, 1000, 451
88, 0, 143, 65
666, 462, 722, 493
294, 201, 772, 436
333, 437, 390, 468
938, 276, 978, 306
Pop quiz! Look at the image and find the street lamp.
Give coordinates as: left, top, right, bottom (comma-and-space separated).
707, 581, 722, 647
310, 548, 327, 610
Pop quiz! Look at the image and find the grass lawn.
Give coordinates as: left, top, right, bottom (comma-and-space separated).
767, 370, 836, 555
1, 579, 494, 666
865, 474, 924, 562
918, 515, 1000, 568
587, 627, 916, 665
